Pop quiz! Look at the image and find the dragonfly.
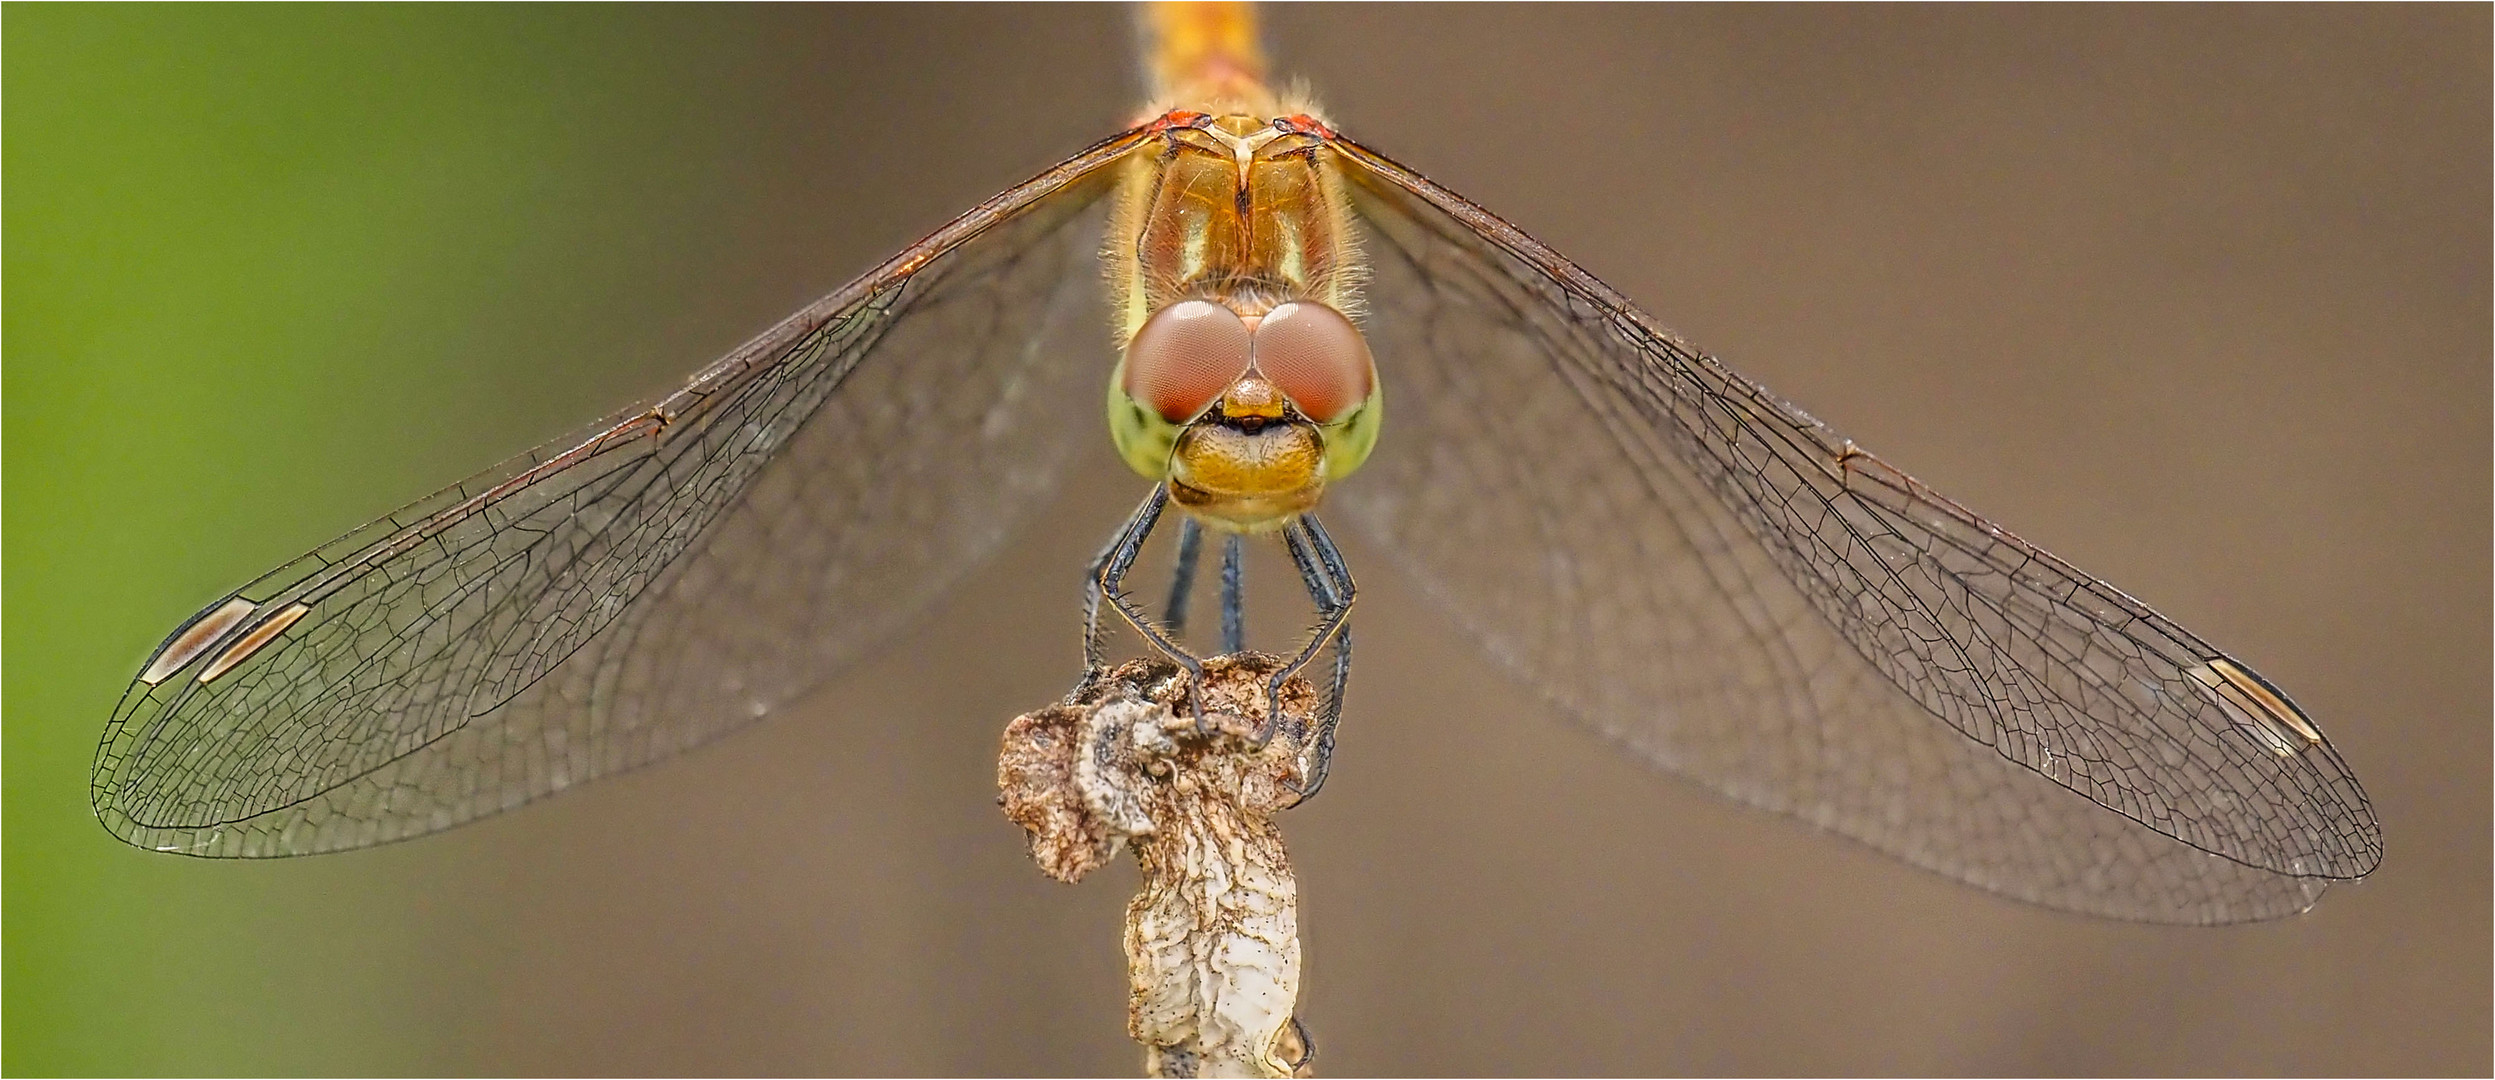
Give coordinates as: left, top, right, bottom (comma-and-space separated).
91, 2, 2379, 925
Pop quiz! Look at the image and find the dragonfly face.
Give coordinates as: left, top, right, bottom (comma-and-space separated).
1107, 111, 1382, 532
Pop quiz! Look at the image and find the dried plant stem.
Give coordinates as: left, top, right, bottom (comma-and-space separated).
999, 654, 1319, 1078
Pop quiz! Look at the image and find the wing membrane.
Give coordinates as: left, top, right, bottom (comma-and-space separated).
91, 129, 1144, 856
1330, 139, 2380, 922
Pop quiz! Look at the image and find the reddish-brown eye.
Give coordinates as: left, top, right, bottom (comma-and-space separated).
1250, 302, 1372, 423
1125, 300, 1253, 422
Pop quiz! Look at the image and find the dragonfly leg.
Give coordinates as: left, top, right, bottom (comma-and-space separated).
1084, 485, 1208, 718
1296, 622, 1350, 804
1075, 520, 1130, 698
1278, 1015, 1316, 1074
1219, 532, 1246, 654
1274, 512, 1355, 685
1273, 513, 1355, 801
1164, 516, 1203, 636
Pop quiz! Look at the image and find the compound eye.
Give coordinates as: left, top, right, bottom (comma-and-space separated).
1251, 302, 1373, 423
1125, 300, 1253, 422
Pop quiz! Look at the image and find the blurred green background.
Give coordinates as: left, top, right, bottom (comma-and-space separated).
8, 6, 2487, 1075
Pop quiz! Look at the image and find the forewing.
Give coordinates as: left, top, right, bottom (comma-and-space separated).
1329, 139, 2380, 923
91, 131, 1142, 856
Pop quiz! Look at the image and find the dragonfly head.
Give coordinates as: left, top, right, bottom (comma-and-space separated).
1110, 299, 1383, 530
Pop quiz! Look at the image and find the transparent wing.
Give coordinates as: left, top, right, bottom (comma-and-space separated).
1328, 138, 2381, 923
90, 129, 1146, 857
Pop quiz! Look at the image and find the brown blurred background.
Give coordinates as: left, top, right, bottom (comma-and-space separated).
12, 5, 2486, 1075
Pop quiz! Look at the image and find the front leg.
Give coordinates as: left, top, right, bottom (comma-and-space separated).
1083, 485, 1211, 719
1272, 513, 1355, 792
1290, 622, 1351, 807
